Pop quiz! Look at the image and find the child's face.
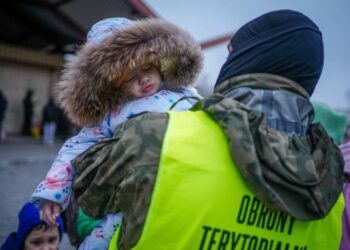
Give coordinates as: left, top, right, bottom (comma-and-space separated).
24, 226, 60, 250
122, 64, 161, 98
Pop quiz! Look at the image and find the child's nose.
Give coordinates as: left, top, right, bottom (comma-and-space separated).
138, 73, 148, 85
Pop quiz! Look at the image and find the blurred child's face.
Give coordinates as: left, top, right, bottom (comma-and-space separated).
24, 226, 60, 250
122, 64, 161, 98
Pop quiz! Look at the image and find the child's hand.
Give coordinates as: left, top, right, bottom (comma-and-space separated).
40, 200, 61, 226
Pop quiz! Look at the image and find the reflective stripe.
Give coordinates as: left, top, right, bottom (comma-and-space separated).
109, 226, 119, 250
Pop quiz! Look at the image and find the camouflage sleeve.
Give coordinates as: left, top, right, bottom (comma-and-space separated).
72, 112, 169, 248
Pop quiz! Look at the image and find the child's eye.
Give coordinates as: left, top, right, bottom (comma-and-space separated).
142, 64, 153, 71
31, 240, 43, 246
48, 237, 58, 244
125, 75, 136, 83
124, 70, 138, 83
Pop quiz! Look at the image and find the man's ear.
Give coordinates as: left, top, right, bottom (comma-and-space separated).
227, 43, 233, 53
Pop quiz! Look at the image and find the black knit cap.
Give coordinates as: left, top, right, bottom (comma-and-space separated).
215, 9, 324, 96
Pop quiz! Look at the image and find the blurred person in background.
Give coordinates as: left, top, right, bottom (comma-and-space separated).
21, 89, 34, 136
0, 89, 7, 141
42, 97, 59, 146
312, 101, 349, 250
55, 107, 74, 140
312, 101, 348, 145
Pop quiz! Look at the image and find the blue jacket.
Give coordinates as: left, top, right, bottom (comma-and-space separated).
1, 233, 17, 250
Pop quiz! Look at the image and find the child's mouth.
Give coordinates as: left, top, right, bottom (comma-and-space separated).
142, 84, 154, 93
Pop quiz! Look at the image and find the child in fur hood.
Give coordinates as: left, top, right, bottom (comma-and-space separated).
31, 17, 203, 248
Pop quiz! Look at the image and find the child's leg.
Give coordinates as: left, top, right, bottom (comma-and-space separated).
78, 212, 122, 250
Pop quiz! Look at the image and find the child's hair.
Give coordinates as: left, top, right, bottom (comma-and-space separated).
115, 59, 162, 90
30, 223, 59, 234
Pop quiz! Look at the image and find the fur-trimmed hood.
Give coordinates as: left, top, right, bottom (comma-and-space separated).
56, 18, 203, 127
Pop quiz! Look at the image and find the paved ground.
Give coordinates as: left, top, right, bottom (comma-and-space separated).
0, 136, 75, 249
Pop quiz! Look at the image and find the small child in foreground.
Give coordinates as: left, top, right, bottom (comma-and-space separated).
1, 202, 64, 250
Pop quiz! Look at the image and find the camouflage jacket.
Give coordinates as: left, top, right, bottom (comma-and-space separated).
72, 74, 344, 249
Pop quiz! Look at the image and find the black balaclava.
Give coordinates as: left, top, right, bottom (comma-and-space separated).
215, 10, 323, 96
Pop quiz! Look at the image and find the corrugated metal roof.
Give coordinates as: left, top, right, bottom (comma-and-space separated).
0, 0, 230, 59
0, 0, 152, 55
58, 0, 146, 31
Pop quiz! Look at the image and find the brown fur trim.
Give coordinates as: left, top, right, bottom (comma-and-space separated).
56, 18, 203, 127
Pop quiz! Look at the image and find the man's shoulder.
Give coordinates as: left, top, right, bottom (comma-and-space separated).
115, 112, 170, 139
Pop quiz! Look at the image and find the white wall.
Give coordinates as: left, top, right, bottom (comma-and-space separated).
0, 61, 60, 134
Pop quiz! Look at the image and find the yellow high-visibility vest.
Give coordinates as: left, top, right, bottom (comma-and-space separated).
110, 111, 344, 250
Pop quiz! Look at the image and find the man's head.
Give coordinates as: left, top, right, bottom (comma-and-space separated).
16, 202, 64, 249
216, 9, 323, 96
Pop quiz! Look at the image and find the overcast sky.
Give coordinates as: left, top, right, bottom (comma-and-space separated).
144, 0, 350, 110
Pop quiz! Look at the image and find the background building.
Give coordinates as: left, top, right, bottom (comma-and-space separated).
0, 0, 231, 135
0, 0, 159, 134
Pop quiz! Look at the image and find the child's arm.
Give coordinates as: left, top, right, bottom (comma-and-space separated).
31, 126, 109, 220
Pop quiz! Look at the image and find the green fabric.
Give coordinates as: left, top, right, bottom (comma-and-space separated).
109, 227, 120, 250
76, 208, 101, 240
312, 101, 348, 144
